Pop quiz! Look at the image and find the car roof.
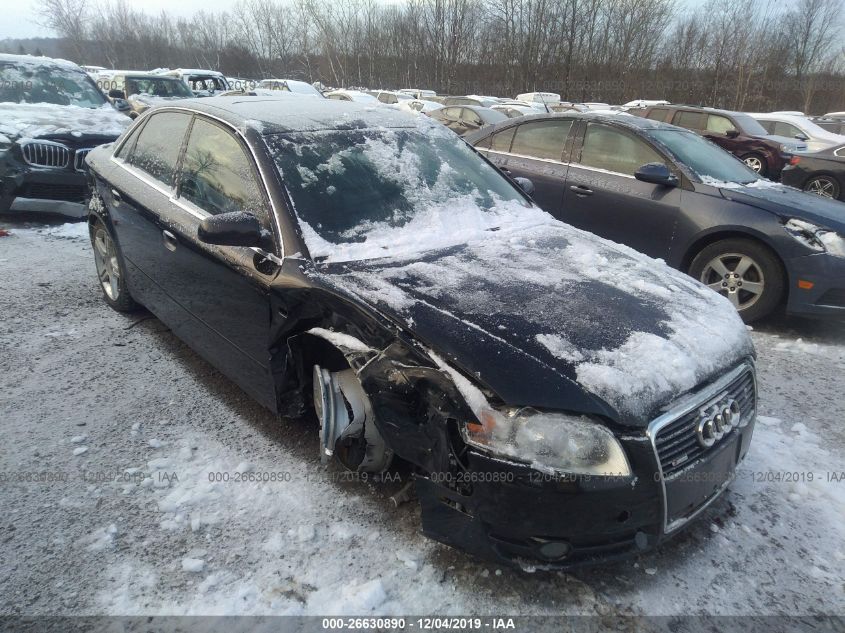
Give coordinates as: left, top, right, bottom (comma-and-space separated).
159, 94, 417, 134
479, 111, 676, 130
0, 53, 84, 72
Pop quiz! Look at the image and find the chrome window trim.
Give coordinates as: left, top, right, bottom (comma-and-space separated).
570, 163, 636, 179
108, 106, 285, 258
646, 360, 757, 533
484, 149, 569, 167
835, 147, 844, 158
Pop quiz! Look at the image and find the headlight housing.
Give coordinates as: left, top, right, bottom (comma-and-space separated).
462, 407, 631, 477
784, 218, 845, 258
0, 134, 12, 151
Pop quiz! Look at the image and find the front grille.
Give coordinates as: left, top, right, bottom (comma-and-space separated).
20, 183, 88, 203
21, 141, 70, 168
654, 368, 755, 477
74, 148, 93, 171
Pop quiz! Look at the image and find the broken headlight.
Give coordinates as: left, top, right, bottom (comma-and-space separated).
461, 407, 631, 477
784, 218, 845, 258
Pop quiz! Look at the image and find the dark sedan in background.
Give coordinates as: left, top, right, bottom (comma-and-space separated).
635, 104, 806, 179
781, 144, 845, 201
428, 105, 508, 136
467, 113, 845, 322
84, 96, 757, 570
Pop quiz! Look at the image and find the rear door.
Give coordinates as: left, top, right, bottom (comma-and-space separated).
483, 119, 574, 214
106, 110, 193, 310
560, 121, 682, 259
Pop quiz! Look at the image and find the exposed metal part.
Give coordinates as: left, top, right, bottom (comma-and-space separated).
92, 226, 120, 300
313, 365, 392, 472
700, 252, 765, 310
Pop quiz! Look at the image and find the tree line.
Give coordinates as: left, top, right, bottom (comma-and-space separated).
14, 0, 845, 114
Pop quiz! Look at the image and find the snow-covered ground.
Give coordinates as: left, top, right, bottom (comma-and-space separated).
1, 218, 844, 620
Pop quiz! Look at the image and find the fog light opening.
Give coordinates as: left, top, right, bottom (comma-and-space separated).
617, 510, 631, 523
536, 540, 572, 561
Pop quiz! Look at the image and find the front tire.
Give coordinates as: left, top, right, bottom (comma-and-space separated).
803, 174, 841, 201
689, 238, 784, 323
89, 216, 138, 312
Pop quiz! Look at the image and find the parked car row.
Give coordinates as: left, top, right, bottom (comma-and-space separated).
84, 94, 762, 571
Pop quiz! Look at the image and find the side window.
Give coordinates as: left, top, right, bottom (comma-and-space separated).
646, 108, 669, 121
442, 107, 461, 121
114, 121, 143, 160
673, 111, 704, 130
180, 118, 271, 230
460, 109, 482, 125
773, 122, 802, 138
491, 126, 517, 152
474, 134, 492, 149
758, 120, 775, 134
126, 111, 191, 187
578, 123, 664, 176
706, 115, 736, 134
510, 120, 573, 161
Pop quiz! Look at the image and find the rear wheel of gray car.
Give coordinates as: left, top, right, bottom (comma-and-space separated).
89, 216, 138, 312
741, 153, 766, 176
803, 175, 841, 200
689, 238, 784, 323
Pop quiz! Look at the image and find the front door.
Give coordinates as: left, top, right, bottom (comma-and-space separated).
560, 121, 681, 259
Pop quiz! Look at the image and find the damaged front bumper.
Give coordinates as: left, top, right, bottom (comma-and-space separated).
415, 363, 757, 571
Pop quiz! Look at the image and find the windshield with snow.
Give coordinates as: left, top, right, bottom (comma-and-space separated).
266, 126, 535, 262
649, 129, 760, 185
0, 61, 107, 108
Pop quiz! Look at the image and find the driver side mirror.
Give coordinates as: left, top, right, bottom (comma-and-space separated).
108, 88, 124, 100
795, 133, 809, 141
198, 211, 268, 248
513, 176, 535, 195
634, 163, 679, 187
725, 129, 740, 138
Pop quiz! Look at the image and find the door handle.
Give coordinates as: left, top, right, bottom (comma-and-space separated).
110, 189, 122, 206
569, 184, 594, 196
162, 230, 178, 252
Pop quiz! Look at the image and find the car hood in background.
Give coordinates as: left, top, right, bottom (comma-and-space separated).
717, 180, 845, 230
0, 102, 129, 141
760, 133, 808, 151
317, 222, 754, 426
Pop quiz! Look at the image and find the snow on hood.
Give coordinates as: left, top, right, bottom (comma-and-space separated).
316, 216, 754, 424
0, 102, 129, 140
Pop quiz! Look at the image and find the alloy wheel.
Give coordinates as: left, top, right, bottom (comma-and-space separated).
700, 252, 765, 311
804, 176, 838, 199
93, 227, 121, 301
743, 156, 763, 173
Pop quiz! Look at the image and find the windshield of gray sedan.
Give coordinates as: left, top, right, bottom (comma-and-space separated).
649, 129, 760, 185
0, 61, 107, 107
265, 126, 534, 261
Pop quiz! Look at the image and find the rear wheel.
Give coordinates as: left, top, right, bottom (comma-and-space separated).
803, 175, 841, 200
689, 238, 784, 323
741, 153, 766, 176
89, 216, 138, 312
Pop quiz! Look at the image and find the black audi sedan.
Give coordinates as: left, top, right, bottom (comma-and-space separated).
85, 96, 757, 569
0, 54, 129, 215
780, 144, 845, 202
467, 113, 845, 322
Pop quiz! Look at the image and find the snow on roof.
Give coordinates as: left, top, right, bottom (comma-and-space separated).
0, 53, 84, 72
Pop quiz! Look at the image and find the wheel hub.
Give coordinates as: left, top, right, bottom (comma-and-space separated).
701, 252, 765, 311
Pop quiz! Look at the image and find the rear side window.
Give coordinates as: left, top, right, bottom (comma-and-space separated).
646, 108, 669, 121
578, 123, 664, 176
126, 111, 191, 187
673, 111, 704, 130
773, 121, 802, 138
179, 118, 270, 229
460, 109, 482, 125
115, 122, 143, 160
706, 114, 736, 134
510, 120, 572, 161
491, 126, 517, 152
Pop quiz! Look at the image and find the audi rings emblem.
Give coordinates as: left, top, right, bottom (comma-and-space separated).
696, 399, 741, 449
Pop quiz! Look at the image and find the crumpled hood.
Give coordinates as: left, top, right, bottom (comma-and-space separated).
0, 102, 128, 141
718, 180, 845, 231
318, 221, 754, 425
